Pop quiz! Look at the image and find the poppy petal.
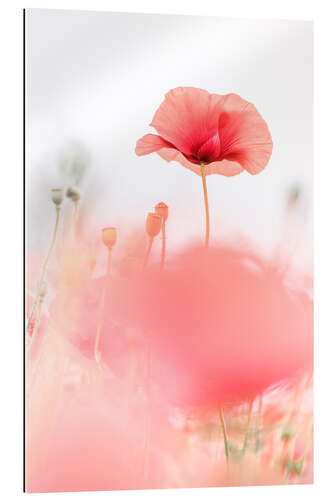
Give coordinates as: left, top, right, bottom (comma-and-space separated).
150, 87, 226, 157
218, 94, 273, 175
135, 134, 174, 156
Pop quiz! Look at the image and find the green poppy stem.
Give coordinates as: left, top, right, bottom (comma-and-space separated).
200, 162, 210, 249
254, 393, 263, 454
242, 398, 254, 455
218, 406, 229, 464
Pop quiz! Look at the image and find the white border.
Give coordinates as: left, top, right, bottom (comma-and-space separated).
1, 1, 332, 498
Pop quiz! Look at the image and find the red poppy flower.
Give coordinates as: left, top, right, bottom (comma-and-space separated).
135, 87, 273, 177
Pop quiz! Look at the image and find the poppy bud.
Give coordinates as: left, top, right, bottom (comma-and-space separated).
102, 227, 117, 249
51, 188, 64, 206
66, 186, 80, 202
155, 202, 168, 221
146, 212, 162, 238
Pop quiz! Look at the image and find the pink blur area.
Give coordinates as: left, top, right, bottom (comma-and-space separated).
26, 377, 186, 492
25, 234, 313, 492
86, 244, 313, 407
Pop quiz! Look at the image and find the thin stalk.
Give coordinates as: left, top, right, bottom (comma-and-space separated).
94, 248, 112, 366
26, 206, 61, 334
160, 221, 166, 270
242, 398, 254, 456
69, 200, 79, 244
143, 237, 153, 270
218, 406, 229, 463
72, 200, 79, 237
254, 393, 263, 454
200, 162, 210, 249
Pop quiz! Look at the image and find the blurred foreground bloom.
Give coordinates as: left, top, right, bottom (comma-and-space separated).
113, 245, 313, 408
26, 234, 313, 491
66, 243, 312, 410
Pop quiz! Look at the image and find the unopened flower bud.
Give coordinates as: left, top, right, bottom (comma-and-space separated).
102, 227, 117, 249
66, 186, 80, 202
155, 202, 168, 221
146, 212, 162, 238
51, 188, 64, 206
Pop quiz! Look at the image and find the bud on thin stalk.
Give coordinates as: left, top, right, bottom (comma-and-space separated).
66, 186, 81, 203
146, 212, 162, 238
143, 213, 162, 269
154, 202, 168, 221
102, 227, 117, 249
51, 188, 64, 206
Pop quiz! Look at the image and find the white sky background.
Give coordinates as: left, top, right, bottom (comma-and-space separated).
25, 9, 313, 273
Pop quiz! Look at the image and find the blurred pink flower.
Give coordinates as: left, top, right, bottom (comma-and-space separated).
114, 245, 313, 408
135, 87, 273, 176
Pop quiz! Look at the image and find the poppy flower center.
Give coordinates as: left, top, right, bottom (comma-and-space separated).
192, 132, 221, 164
